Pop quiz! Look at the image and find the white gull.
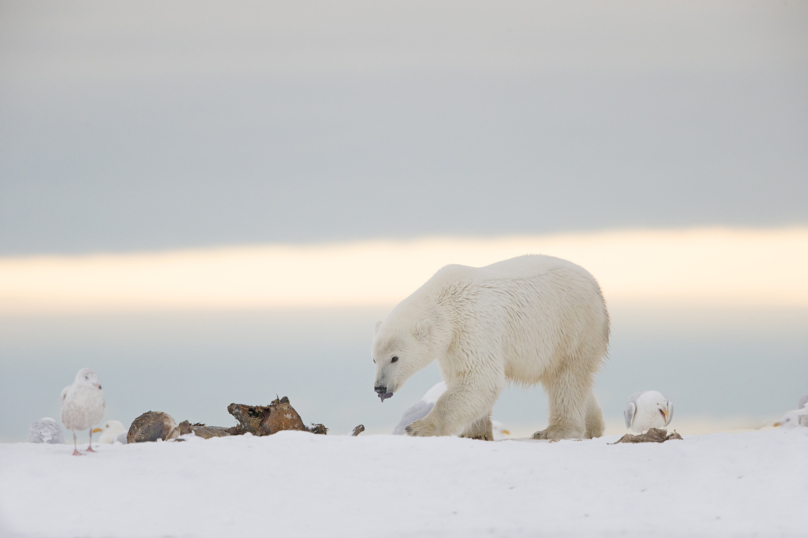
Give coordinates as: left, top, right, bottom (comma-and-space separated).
60, 368, 105, 456
94, 420, 128, 444
624, 390, 673, 433
773, 406, 808, 429
27, 417, 64, 444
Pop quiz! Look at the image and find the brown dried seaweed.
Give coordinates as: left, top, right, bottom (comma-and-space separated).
610, 428, 683, 444
174, 420, 234, 439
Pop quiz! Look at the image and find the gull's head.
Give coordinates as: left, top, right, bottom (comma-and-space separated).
491, 420, 510, 437
93, 420, 125, 435
638, 390, 671, 424
76, 367, 101, 390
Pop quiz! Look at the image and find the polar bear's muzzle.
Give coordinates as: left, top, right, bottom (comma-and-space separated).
375, 385, 394, 402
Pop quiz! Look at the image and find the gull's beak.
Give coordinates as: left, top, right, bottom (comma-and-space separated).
660, 408, 669, 423
92, 428, 102, 433
93, 383, 101, 389
501, 429, 510, 435
773, 422, 782, 428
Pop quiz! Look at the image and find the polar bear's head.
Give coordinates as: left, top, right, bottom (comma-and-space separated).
371, 310, 440, 402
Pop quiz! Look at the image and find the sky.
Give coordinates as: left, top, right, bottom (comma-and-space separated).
1, 1, 807, 442
2, 228, 807, 313
1, 0, 807, 254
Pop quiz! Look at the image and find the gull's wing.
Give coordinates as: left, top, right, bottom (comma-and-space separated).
117, 432, 128, 444
422, 382, 447, 404
392, 401, 435, 435
623, 392, 644, 429
666, 401, 674, 426
799, 394, 808, 410
624, 402, 636, 429
27, 423, 48, 443
60, 387, 68, 404
797, 405, 808, 427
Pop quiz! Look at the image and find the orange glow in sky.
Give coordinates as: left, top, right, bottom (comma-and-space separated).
1, 227, 806, 313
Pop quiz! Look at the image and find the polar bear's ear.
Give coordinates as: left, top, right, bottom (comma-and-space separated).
414, 319, 431, 339
375, 321, 382, 335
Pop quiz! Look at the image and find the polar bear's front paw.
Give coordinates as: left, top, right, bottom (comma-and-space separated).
405, 417, 440, 437
532, 427, 583, 440
459, 432, 493, 441
532, 429, 558, 440
459, 418, 494, 441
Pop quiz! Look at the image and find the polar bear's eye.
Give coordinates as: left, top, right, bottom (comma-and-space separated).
391, 356, 399, 363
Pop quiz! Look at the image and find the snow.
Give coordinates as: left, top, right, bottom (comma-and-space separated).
1, 429, 807, 538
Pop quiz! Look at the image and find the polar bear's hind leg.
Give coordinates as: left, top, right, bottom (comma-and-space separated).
533, 361, 591, 440
584, 391, 605, 439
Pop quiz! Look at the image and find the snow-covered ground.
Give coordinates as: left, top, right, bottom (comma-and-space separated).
1, 429, 806, 538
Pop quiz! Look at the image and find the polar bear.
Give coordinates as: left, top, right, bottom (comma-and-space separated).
371, 255, 609, 440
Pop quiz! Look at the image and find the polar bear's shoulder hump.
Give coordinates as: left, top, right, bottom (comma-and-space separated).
437, 255, 591, 282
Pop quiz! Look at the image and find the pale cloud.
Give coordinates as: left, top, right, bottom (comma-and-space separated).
1, 227, 806, 313
3, 1, 804, 88
2, 1, 807, 256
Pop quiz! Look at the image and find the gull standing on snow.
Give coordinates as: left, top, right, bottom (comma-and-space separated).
94, 420, 128, 444
60, 368, 105, 455
624, 390, 673, 433
27, 417, 65, 444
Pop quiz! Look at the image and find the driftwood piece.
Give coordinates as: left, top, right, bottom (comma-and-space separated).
610, 428, 683, 445
127, 411, 178, 443
227, 396, 317, 436
226, 404, 266, 435
265, 397, 306, 433
352, 425, 365, 437
132, 396, 328, 443
174, 420, 235, 439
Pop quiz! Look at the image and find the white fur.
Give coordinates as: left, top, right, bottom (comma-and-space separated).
372, 255, 609, 440
391, 382, 446, 435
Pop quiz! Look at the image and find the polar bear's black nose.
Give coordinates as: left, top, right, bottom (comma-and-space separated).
375, 386, 388, 394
